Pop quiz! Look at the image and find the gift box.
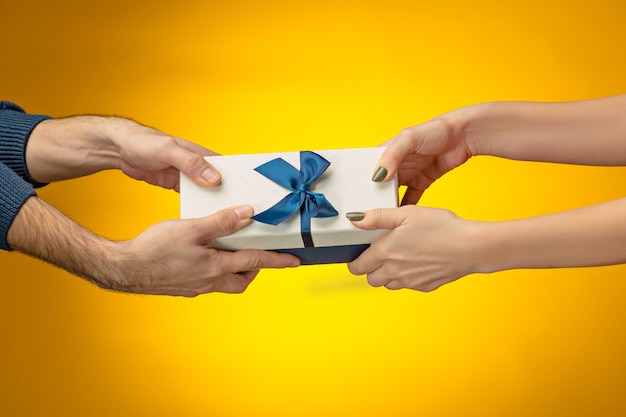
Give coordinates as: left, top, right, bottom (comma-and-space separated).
180, 148, 398, 265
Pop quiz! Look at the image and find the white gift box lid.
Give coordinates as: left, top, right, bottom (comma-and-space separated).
180, 148, 398, 264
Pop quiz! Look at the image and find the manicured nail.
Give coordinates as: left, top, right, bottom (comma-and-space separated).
346, 212, 365, 221
234, 205, 254, 220
201, 168, 221, 185
372, 166, 387, 182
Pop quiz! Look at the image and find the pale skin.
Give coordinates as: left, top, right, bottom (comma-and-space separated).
347, 94, 626, 291
8, 116, 299, 296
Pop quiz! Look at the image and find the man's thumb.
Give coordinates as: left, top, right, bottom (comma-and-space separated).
196, 205, 254, 240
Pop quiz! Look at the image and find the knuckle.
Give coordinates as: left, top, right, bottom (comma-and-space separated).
183, 290, 201, 298
397, 127, 415, 140
384, 282, 401, 291
367, 274, 384, 287
156, 136, 178, 155
231, 283, 248, 294
384, 264, 402, 279
210, 258, 233, 277
347, 262, 361, 276
397, 127, 423, 152
432, 117, 455, 140
184, 218, 204, 235
184, 154, 208, 175
385, 137, 411, 163
411, 281, 437, 292
215, 209, 239, 232
244, 253, 265, 270
370, 242, 392, 262
367, 209, 384, 228
399, 204, 416, 214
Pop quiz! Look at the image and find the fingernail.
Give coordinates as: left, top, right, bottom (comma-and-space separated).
234, 205, 254, 220
372, 166, 387, 182
201, 168, 221, 185
346, 212, 365, 221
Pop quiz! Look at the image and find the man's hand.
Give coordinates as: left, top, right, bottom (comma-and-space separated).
110, 118, 221, 191
116, 204, 300, 296
8, 198, 300, 296
26, 115, 221, 191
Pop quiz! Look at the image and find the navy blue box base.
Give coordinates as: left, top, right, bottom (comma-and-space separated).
276, 244, 370, 265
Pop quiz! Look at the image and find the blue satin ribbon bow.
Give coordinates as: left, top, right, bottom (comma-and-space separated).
252, 151, 338, 248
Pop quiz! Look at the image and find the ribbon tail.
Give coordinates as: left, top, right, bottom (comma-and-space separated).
308, 193, 339, 218
252, 192, 302, 225
300, 205, 314, 248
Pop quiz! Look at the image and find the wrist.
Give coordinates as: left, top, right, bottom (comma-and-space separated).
100, 237, 171, 294
427, 102, 491, 159
0, 103, 51, 187
466, 220, 514, 275
65, 115, 140, 171
93, 116, 142, 169
26, 116, 122, 182
8, 197, 131, 290
447, 102, 497, 158
92, 239, 136, 292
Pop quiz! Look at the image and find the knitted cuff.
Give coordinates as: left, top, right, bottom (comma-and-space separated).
0, 163, 37, 251
0, 101, 51, 188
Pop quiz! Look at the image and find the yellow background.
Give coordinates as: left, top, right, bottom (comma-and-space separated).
2, 0, 626, 415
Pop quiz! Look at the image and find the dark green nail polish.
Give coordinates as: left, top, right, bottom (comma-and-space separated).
372, 166, 388, 182
346, 212, 365, 221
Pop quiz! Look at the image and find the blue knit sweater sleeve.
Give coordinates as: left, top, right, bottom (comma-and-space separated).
0, 101, 51, 187
0, 101, 52, 251
0, 162, 36, 250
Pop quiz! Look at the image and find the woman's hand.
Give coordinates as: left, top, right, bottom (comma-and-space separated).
347, 205, 483, 292
372, 107, 476, 205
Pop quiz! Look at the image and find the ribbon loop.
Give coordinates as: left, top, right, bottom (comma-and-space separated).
251, 151, 338, 247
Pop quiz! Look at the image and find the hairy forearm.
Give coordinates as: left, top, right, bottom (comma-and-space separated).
479, 197, 626, 273
7, 196, 127, 290
459, 95, 626, 165
25, 115, 132, 183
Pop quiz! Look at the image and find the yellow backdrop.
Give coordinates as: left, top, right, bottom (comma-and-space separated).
2, 1, 626, 416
